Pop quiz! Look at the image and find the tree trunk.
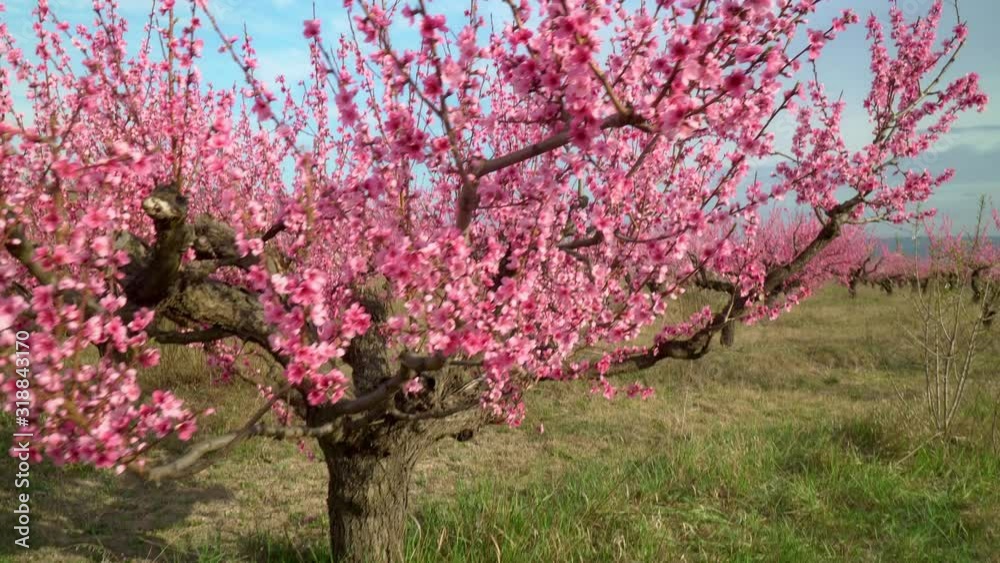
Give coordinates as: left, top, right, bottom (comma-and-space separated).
971, 268, 985, 303
319, 428, 426, 563
880, 279, 894, 295
721, 322, 736, 347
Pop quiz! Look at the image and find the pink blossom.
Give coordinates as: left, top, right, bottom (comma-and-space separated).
341, 303, 371, 339
303, 19, 321, 39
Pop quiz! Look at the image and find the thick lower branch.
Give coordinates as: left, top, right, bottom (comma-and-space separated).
158, 280, 273, 352
127, 184, 193, 305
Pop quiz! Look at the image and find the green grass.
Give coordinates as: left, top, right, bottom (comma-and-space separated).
402, 421, 999, 563
220, 417, 1000, 563
1, 286, 999, 562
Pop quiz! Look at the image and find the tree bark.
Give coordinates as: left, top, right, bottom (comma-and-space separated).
971, 267, 986, 303
878, 279, 893, 295
720, 321, 736, 347
318, 426, 426, 563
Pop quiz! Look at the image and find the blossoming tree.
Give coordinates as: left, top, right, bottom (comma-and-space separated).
0, 0, 986, 559
872, 203, 999, 299
693, 210, 879, 345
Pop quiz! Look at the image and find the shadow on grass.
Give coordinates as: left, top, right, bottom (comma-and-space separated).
0, 417, 233, 562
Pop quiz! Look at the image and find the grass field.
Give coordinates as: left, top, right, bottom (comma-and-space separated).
1, 285, 999, 562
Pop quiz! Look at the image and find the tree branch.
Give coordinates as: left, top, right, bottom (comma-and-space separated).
557, 229, 605, 251
4, 217, 55, 286
472, 113, 641, 179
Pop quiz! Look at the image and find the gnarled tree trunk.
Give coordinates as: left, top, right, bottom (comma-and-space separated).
318, 425, 427, 563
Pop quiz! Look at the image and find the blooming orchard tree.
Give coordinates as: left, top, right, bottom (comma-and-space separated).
872, 244, 928, 292
692, 210, 879, 345
925, 211, 999, 295
920, 207, 999, 325
873, 205, 999, 300
0, 0, 986, 559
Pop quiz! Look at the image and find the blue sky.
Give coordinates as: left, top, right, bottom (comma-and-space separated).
3, 0, 998, 234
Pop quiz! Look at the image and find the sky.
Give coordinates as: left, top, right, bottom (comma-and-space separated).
2, 0, 998, 235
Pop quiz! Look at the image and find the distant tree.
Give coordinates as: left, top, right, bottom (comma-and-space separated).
0, 1, 986, 559
873, 201, 999, 307
692, 210, 878, 347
